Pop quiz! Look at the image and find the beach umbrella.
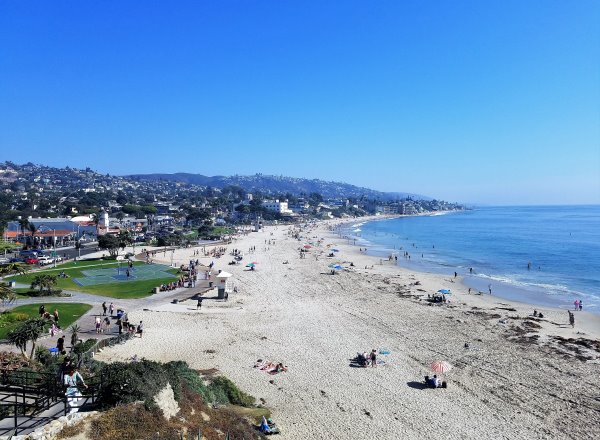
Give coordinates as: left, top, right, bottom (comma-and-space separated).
331, 248, 339, 252
437, 289, 451, 295
245, 263, 255, 268
329, 264, 344, 270
430, 360, 453, 373
303, 245, 312, 249
251, 261, 259, 265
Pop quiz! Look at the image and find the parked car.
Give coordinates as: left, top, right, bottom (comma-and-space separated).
54, 255, 64, 263
25, 257, 39, 264
38, 256, 55, 265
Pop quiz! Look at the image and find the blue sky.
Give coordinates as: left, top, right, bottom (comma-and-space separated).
1, 1, 598, 205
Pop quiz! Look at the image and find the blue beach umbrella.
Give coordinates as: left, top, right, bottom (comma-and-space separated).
331, 249, 340, 252
246, 263, 255, 268
437, 289, 451, 294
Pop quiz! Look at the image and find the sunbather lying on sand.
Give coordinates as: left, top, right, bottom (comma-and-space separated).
254, 360, 288, 374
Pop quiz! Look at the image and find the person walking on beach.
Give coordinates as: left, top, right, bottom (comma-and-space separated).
574, 299, 579, 311
95, 317, 102, 334
579, 300, 583, 311
370, 349, 377, 368
102, 302, 107, 316
109, 302, 114, 316
568, 311, 575, 328
136, 321, 144, 338
454, 272, 458, 278
197, 298, 202, 310
488, 284, 492, 295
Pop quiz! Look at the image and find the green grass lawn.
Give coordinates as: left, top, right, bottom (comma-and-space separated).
0, 303, 92, 340
8, 260, 179, 299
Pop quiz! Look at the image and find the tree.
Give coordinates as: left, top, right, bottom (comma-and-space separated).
0, 262, 29, 276
91, 212, 100, 236
8, 318, 49, 360
117, 231, 132, 250
98, 234, 121, 257
30, 274, 58, 295
18, 218, 29, 242
27, 223, 38, 247
0, 283, 17, 306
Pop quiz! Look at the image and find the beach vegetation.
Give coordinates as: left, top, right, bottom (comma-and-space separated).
64, 360, 266, 440
30, 274, 58, 295
7, 317, 49, 359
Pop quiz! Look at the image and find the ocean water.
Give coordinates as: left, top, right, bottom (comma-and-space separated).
341, 206, 600, 313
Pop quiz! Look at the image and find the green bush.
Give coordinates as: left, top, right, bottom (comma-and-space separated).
20, 289, 64, 297
0, 312, 29, 328
97, 360, 169, 408
209, 376, 255, 407
97, 360, 256, 409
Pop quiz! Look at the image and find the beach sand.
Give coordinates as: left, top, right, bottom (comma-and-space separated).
96, 220, 600, 439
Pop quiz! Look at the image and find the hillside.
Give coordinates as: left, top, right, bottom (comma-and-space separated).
128, 173, 431, 201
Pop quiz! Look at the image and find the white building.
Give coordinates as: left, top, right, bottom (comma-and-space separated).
262, 199, 292, 215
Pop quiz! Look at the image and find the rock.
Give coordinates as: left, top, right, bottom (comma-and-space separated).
154, 383, 180, 420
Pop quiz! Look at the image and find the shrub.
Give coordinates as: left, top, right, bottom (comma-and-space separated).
97, 360, 169, 408
21, 289, 64, 297
209, 376, 255, 407
0, 312, 29, 328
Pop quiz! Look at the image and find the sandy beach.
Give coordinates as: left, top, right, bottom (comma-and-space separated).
96, 219, 600, 440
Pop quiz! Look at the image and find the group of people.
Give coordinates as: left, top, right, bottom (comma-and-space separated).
573, 299, 583, 311
158, 280, 184, 292
424, 375, 447, 388
357, 349, 378, 367
38, 304, 60, 327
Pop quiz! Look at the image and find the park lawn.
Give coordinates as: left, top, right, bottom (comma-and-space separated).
9, 261, 178, 299
0, 303, 92, 340
69, 275, 179, 299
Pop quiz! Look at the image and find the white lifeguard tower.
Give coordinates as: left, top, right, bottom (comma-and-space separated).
215, 270, 233, 299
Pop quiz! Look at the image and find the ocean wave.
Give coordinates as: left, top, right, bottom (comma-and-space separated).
475, 273, 575, 295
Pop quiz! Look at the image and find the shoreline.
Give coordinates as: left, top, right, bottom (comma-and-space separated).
324, 218, 600, 340
95, 219, 600, 440
336, 214, 600, 315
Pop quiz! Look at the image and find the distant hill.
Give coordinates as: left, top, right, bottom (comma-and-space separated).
127, 172, 431, 201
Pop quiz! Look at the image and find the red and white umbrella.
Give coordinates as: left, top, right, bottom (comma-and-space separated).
430, 360, 453, 374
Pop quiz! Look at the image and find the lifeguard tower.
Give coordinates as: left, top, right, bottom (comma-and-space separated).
215, 270, 233, 299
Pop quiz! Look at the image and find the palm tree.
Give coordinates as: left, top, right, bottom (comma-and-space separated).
69, 324, 81, 350
0, 282, 17, 306
0, 261, 29, 276
18, 218, 29, 243
27, 223, 38, 247
30, 274, 57, 295
8, 318, 49, 359
91, 212, 100, 237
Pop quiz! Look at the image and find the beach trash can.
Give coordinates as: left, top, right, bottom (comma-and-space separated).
154, 287, 160, 294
